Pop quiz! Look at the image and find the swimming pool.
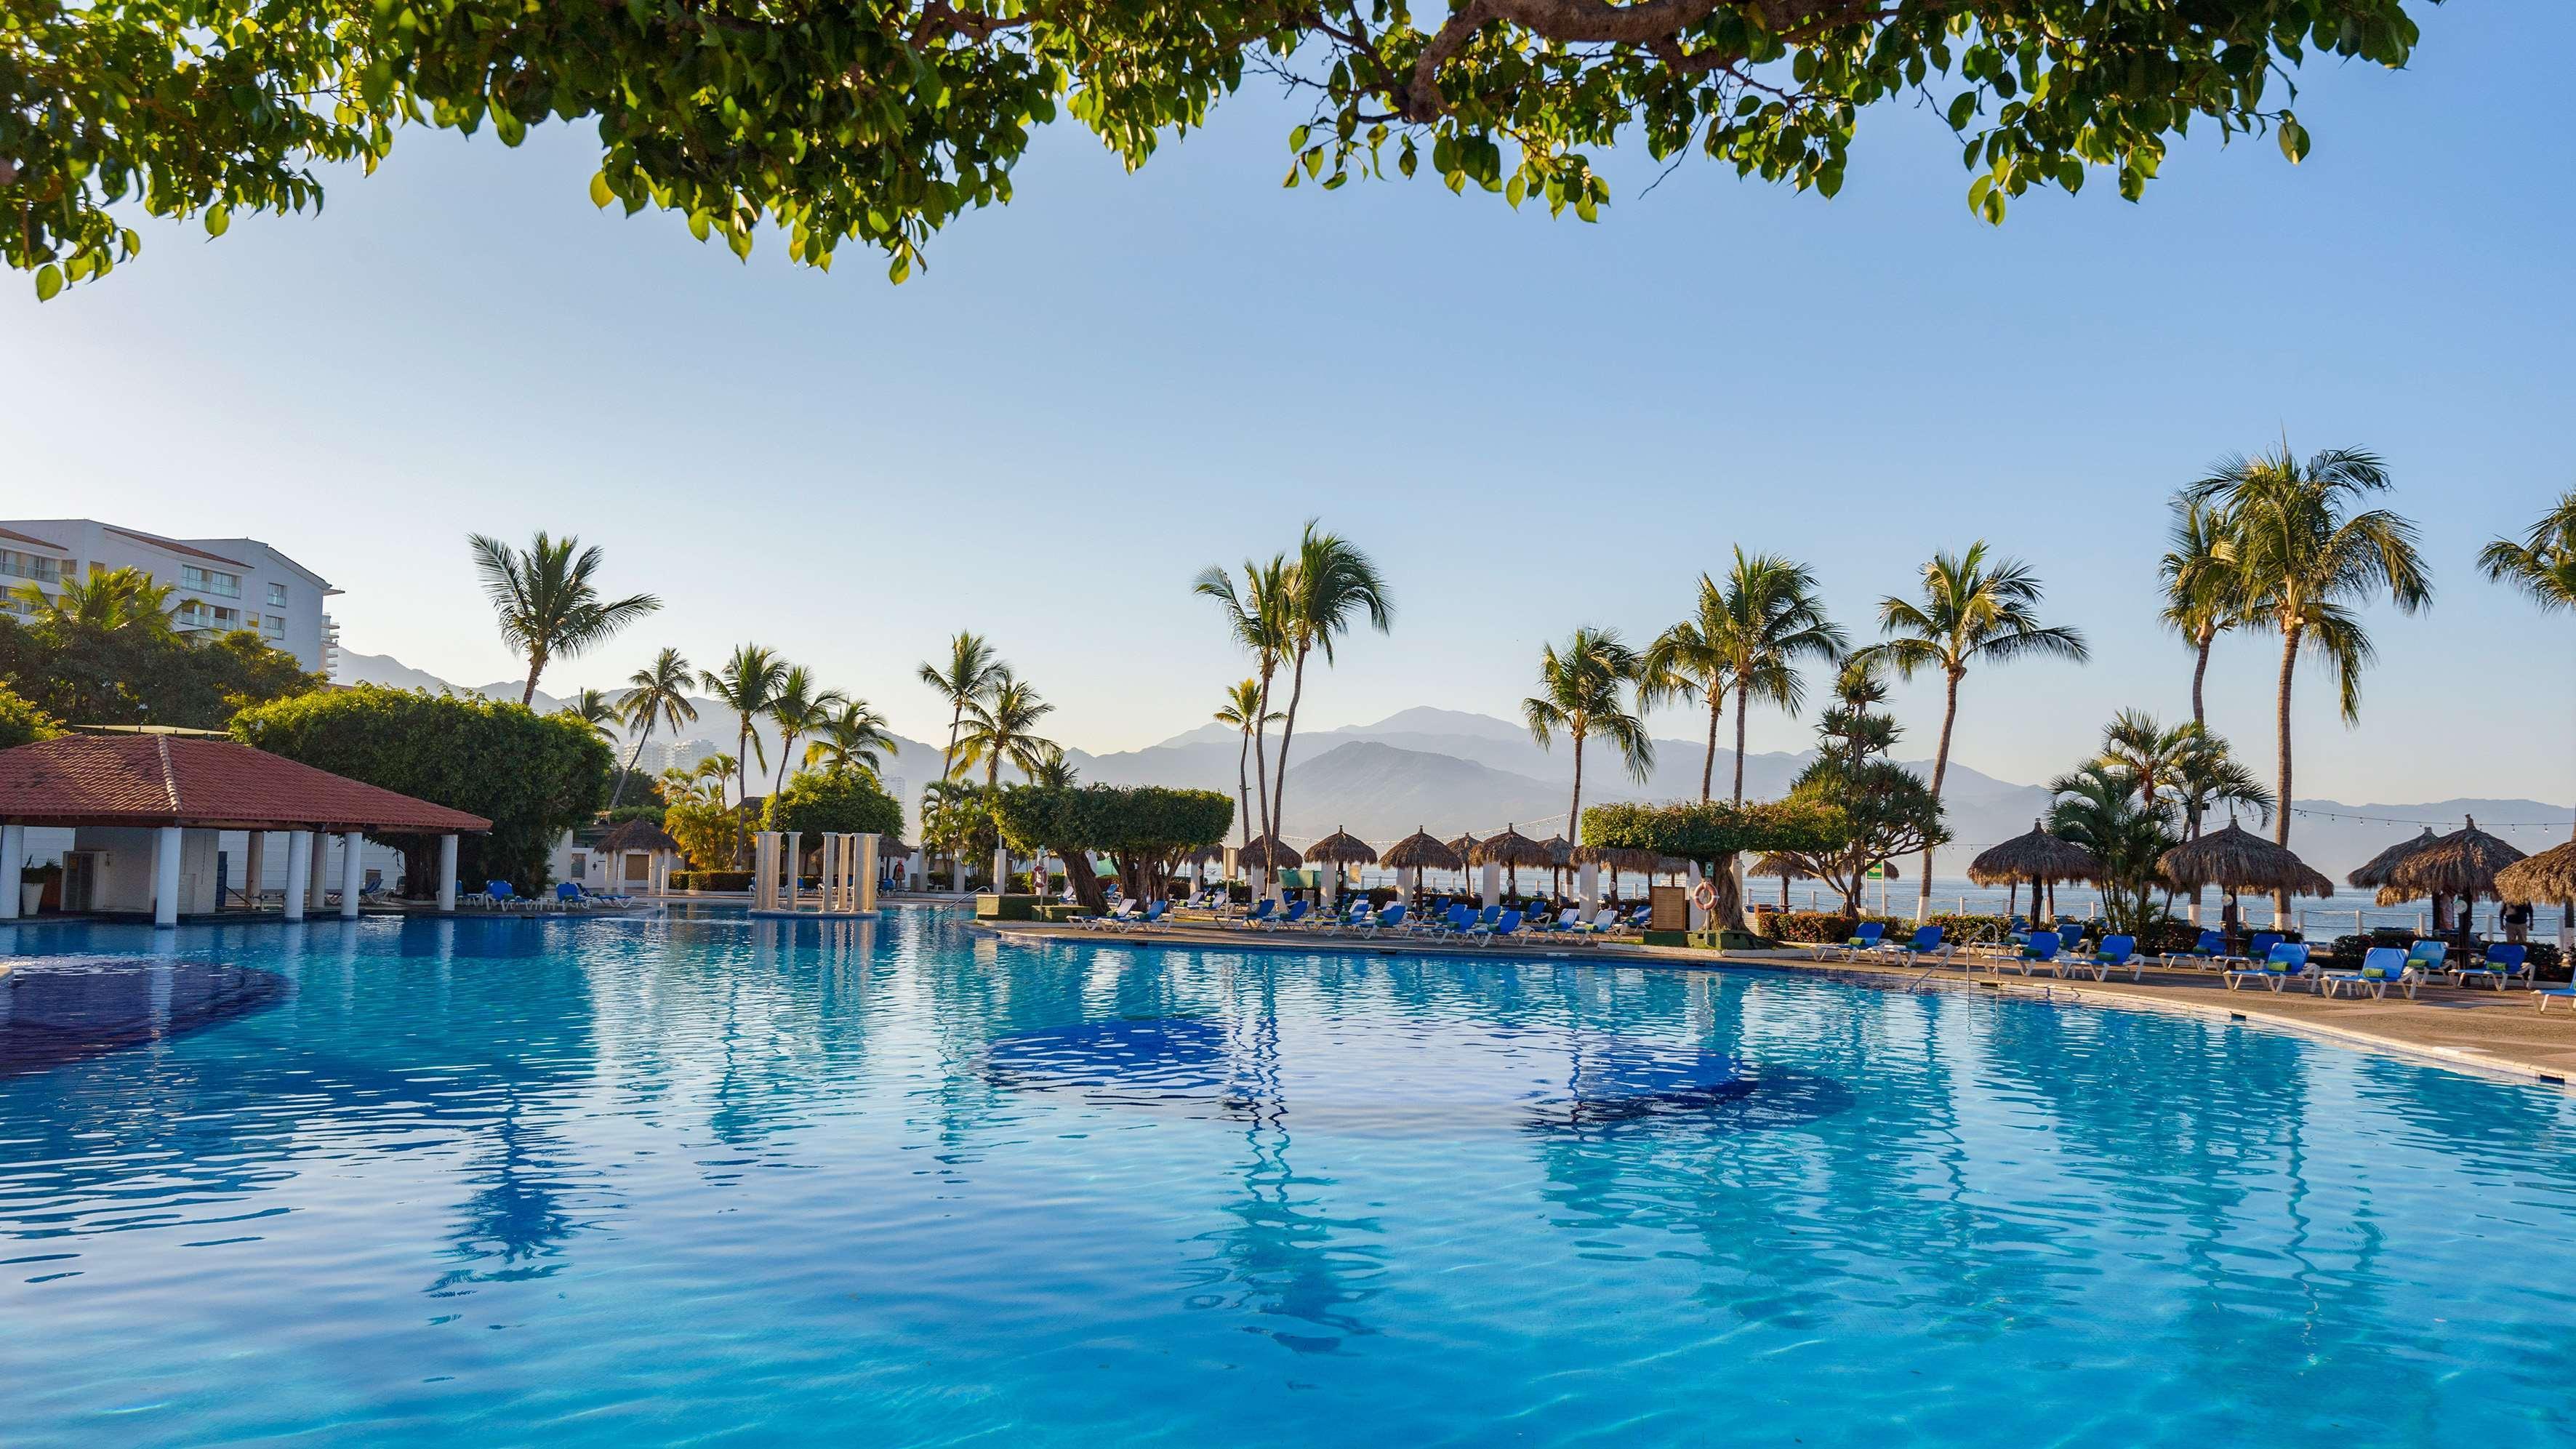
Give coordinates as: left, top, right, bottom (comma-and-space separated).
4, 907, 2572, 1446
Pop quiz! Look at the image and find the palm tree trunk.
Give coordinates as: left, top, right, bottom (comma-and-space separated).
1570, 734, 1586, 848
1250, 662, 1275, 843
774, 735, 795, 798
1271, 646, 1309, 843
1699, 696, 1721, 802
1919, 670, 1960, 921
521, 651, 546, 707
1731, 680, 1751, 806
2190, 630, 2214, 732
2272, 625, 2300, 916
1235, 730, 1253, 856
608, 721, 654, 810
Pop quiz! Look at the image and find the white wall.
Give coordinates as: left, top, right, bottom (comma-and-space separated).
0, 518, 336, 673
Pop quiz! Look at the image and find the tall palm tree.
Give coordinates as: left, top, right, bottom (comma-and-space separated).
611, 647, 697, 810
1193, 555, 1293, 841
915, 632, 1004, 783
11, 566, 175, 635
1647, 550, 1844, 805
2159, 497, 2243, 732
956, 670, 1056, 792
1267, 521, 1394, 841
804, 699, 899, 779
2186, 445, 2431, 893
2481, 486, 2576, 843
556, 688, 619, 739
467, 531, 660, 705
2171, 731, 2274, 842
1523, 627, 1654, 846
1212, 679, 1278, 857
700, 643, 788, 809
763, 665, 847, 795
1864, 542, 2090, 918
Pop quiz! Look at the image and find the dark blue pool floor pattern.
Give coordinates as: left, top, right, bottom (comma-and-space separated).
2, 910, 2573, 1447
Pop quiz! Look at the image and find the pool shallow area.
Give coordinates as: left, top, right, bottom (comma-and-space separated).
4, 910, 2575, 1447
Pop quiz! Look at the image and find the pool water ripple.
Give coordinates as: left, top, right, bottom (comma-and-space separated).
1, 908, 2573, 1446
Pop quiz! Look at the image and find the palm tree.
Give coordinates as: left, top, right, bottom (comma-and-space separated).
2186, 445, 2431, 891
2159, 497, 2243, 731
700, 643, 788, 811
1212, 679, 1278, 857
1523, 627, 1654, 846
804, 699, 899, 779
556, 688, 619, 739
1193, 555, 1293, 840
1647, 550, 1844, 805
2171, 731, 2273, 842
11, 566, 174, 635
1266, 522, 1394, 841
2044, 764, 2178, 934
467, 531, 660, 705
2093, 710, 2199, 815
763, 665, 847, 796
2481, 486, 2576, 843
1026, 743, 1078, 789
610, 647, 697, 810
1864, 542, 2090, 918
915, 632, 1004, 783
1818, 652, 1893, 774
956, 670, 1056, 792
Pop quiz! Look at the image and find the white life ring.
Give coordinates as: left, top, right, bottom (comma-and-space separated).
1690, 880, 1719, 911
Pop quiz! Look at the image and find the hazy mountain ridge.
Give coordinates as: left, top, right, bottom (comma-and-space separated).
338, 652, 2569, 875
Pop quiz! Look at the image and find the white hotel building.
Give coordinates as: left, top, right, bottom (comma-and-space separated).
0, 518, 340, 675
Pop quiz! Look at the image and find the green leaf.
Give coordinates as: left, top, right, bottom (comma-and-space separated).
33, 265, 63, 302
204, 206, 230, 238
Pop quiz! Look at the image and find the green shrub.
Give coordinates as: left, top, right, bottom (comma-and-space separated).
670, 870, 753, 892
0, 680, 65, 748
764, 768, 902, 839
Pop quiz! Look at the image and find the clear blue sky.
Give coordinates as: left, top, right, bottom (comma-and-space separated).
4, 4, 2567, 808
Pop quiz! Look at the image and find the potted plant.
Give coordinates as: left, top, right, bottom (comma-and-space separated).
20, 860, 60, 916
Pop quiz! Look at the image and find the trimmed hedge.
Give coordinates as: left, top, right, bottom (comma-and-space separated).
672, 870, 753, 892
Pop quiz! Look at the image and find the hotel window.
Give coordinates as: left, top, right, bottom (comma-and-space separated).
267, 582, 289, 606
0, 549, 59, 584
262, 614, 286, 638
211, 606, 240, 628
176, 599, 207, 627
181, 565, 241, 598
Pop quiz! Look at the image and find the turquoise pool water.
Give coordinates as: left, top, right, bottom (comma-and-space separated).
4, 907, 2575, 1446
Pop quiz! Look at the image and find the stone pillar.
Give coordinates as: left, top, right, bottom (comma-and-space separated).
0, 822, 22, 920
308, 831, 331, 917
1395, 866, 1416, 907
1578, 860, 1600, 922
284, 830, 311, 921
153, 824, 184, 928
1480, 862, 1501, 910
437, 834, 459, 913
992, 846, 1011, 896
340, 830, 364, 919
857, 833, 880, 914
1320, 865, 1339, 909
241, 831, 266, 912
785, 831, 803, 910
1686, 861, 1708, 931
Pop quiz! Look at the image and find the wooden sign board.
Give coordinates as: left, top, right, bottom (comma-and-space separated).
1650, 884, 1690, 934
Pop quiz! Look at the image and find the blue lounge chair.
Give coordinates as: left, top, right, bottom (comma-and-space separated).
2322, 944, 2417, 1000
1260, 899, 1310, 931
1887, 924, 1950, 965
2402, 939, 2448, 982
2159, 930, 2226, 971
1079, 900, 1144, 930
2058, 933, 2140, 982
1471, 907, 1525, 947
485, 880, 525, 912
2223, 942, 2314, 992
1993, 929, 2061, 976
1118, 899, 1171, 931
2212, 931, 2283, 971
1821, 921, 1887, 961
1240, 899, 1276, 928
2456, 943, 2531, 990
1358, 904, 1407, 938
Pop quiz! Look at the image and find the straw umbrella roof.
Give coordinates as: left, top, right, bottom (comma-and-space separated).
1966, 821, 2102, 888
1445, 832, 1480, 859
1239, 835, 1304, 870
1382, 829, 1463, 872
1749, 853, 1810, 880
1574, 844, 1660, 873
1180, 843, 1223, 865
2383, 816, 2527, 902
593, 818, 682, 854
1542, 835, 1576, 868
2497, 839, 2576, 905
2346, 827, 2440, 888
1467, 825, 1552, 868
2157, 822, 2335, 896
1304, 827, 1379, 866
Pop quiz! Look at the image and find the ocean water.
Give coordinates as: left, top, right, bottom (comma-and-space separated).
3, 907, 2574, 1446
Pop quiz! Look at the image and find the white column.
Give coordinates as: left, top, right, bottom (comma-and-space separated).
0, 822, 21, 920
1578, 860, 1600, 922
1686, 862, 1708, 931
857, 834, 880, 914
785, 831, 803, 910
284, 830, 311, 920
241, 831, 266, 912
1321, 867, 1339, 908
308, 831, 330, 915
1395, 866, 1416, 906
153, 824, 183, 928
437, 834, 459, 913
340, 830, 364, 918
992, 846, 1011, 896
1480, 862, 1501, 910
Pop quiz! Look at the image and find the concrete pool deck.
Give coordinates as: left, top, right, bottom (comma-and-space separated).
988, 919, 2576, 1088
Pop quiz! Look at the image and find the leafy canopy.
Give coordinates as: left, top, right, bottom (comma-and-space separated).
0, 575, 321, 730
1580, 797, 1842, 867
765, 766, 905, 839
7, 0, 2428, 296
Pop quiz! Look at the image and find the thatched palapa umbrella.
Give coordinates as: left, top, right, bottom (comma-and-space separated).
1576, 844, 1657, 905
2497, 840, 2576, 912
1383, 828, 1462, 904
2383, 816, 2527, 940
1749, 852, 1809, 910
1240, 835, 1304, 872
2158, 822, 2335, 937
1469, 824, 1552, 898
1967, 821, 2102, 920
2346, 827, 2439, 891
1304, 827, 1377, 899
1541, 835, 1575, 902
1445, 832, 1480, 896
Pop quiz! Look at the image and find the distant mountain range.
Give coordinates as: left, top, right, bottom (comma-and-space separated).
336, 650, 2570, 879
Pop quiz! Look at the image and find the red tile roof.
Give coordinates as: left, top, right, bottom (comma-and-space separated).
0, 526, 68, 553
103, 526, 246, 568
0, 736, 491, 832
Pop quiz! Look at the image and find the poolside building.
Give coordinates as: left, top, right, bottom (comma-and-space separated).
0, 734, 488, 925
0, 518, 340, 675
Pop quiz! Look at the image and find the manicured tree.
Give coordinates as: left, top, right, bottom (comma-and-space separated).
611, 647, 697, 809
1525, 626, 1653, 847
18, 1, 2426, 297
998, 784, 1233, 912
232, 686, 611, 894
1267, 521, 1393, 840
1864, 542, 2088, 919
766, 768, 904, 839
1580, 798, 1844, 932
2186, 446, 2430, 906
468, 531, 659, 706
